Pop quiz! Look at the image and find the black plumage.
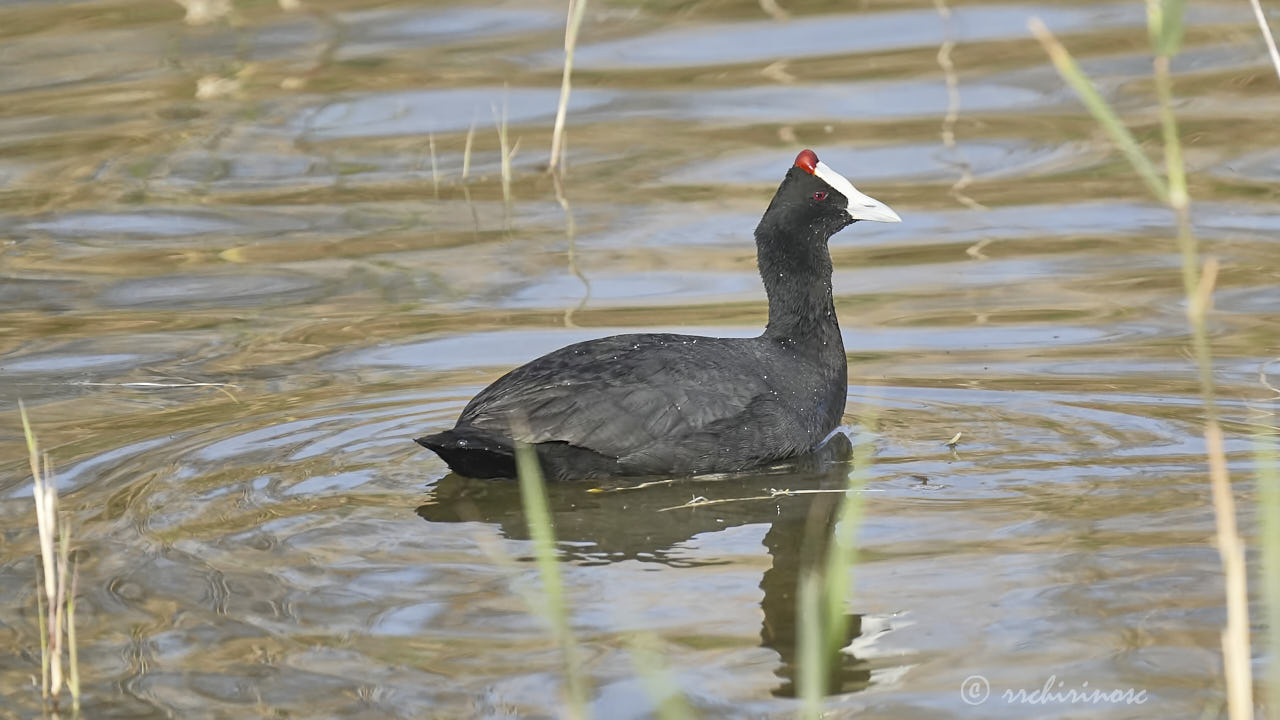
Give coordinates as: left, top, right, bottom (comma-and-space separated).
418, 149, 900, 480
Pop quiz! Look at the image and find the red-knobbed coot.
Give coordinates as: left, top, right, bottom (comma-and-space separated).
418, 149, 901, 480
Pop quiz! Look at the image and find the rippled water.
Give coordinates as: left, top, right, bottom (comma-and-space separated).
2, 0, 1279, 717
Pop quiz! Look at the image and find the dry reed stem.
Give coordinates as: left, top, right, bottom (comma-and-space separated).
1032, 14, 1254, 716
1207, 421, 1253, 719
70, 379, 241, 403
1248, 0, 1280, 84
1154, 50, 1244, 716
1163, 47, 1242, 709
1190, 257, 1218, 321
759, 0, 788, 21
51, 500, 68, 698
24, 412, 63, 699
549, 0, 588, 172
21, 403, 78, 711
1193, 258, 1250, 717
658, 486, 881, 512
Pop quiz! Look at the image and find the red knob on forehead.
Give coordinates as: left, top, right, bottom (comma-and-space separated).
794, 149, 818, 174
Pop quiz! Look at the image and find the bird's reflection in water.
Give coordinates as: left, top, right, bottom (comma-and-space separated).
417, 432, 870, 697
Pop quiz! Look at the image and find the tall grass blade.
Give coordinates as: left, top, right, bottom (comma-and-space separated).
1028, 17, 1169, 204
1153, 54, 1188, 211
797, 569, 826, 719
819, 425, 874, 688
626, 633, 695, 720
1152, 53, 1207, 390
1147, 0, 1186, 56
513, 443, 590, 720
797, 419, 876, 718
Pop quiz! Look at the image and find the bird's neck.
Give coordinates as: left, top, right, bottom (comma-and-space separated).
756, 226, 844, 355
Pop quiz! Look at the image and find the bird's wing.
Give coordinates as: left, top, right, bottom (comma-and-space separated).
458, 334, 771, 458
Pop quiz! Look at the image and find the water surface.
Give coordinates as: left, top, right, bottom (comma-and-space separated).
2, 0, 1278, 717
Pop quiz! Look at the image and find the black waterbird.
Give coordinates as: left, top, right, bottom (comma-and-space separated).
417, 149, 901, 480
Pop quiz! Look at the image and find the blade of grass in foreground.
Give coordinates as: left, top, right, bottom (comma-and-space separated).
1030, 9, 1256, 718
798, 419, 875, 719
1146, 0, 1186, 56
626, 632, 695, 720
514, 442, 590, 720
797, 571, 827, 719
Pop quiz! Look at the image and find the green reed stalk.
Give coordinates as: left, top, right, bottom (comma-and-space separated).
798, 419, 875, 719
1031, 4, 1252, 717
514, 443, 590, 720
796, 571, 826, 719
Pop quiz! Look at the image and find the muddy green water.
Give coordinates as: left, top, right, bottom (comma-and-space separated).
2, 0, 1279, 717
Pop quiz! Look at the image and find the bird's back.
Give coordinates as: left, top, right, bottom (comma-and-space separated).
419, 332, 846, 480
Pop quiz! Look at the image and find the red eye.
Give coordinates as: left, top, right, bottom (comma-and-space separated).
813, 191, 828, 201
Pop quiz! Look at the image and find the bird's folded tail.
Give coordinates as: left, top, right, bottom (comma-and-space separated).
416, 427, 518, 479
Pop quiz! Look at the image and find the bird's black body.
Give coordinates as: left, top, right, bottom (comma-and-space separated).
417, 150, 899, 480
